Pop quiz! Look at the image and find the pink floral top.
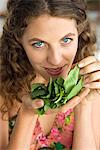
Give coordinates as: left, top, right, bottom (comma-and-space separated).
9, 109, 74, 150
30, 109, 74, 150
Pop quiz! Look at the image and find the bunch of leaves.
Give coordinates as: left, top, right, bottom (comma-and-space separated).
31, 65, 84, 115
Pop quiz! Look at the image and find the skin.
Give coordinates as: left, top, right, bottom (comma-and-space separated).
0, 15, 100, 150
20, 15, 100, 149
21, 15, 78, 80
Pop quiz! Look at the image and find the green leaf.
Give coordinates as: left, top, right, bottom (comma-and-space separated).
47, 77, 53, 95
31, 83, 47, 99
44, 103, 50, 112
31, 89, 47, 99
66, 77, 83, 101
56, 77, 64, 86
54, 81, 60, 95
64, 65, 80, 93
31, 83, 46, 92
37, 107, 44, 115
54, 90, 64, 104
31, 65, 83, 115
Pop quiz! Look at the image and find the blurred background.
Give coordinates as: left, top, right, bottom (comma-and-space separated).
0, 0, 100, 53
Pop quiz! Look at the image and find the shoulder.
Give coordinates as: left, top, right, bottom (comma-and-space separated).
0, 95, 8, 119
0, 96, 9, 149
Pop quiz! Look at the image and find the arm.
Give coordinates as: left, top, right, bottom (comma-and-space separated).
91, 90, 100, 149
72, 99, 96, 150
7, 104, 38, 150
73, 56, 100, 150
0, 113, 9, 150
0, 94, 44, 150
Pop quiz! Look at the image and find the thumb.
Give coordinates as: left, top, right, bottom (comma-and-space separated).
78, 88, 90, 100
32, 99, 44, 109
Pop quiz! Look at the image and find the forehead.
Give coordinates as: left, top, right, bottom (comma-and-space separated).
23, 15, 77, 39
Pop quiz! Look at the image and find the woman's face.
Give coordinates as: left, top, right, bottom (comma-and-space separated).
21, 15, 78, 80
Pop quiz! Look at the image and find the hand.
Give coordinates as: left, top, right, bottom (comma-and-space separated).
45, 88, 90, 115
21, 88, 90, 116
74, 56, 100, 112
78, 56, 100, 90
21, 94, 44, 115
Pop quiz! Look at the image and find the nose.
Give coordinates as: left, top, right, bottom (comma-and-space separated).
47, 46, 63, 65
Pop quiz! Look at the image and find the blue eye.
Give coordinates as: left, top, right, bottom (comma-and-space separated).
32, 41, 44, 48
63, 37, 72, 44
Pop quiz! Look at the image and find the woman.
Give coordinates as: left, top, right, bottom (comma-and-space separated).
0, 0, 100, 149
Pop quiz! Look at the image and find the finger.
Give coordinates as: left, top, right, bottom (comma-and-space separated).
84, 71, 100, 84
78, 56, 96, 68
76, 88, 91, 105
22, 94, 44, 109
80, 62, 100, 75
32, 99, 44, 109
78, 88, 90, 99
60, 88, 90, 113
45, 108, 59, 115
60, 96, 80, 113
84, 82, 100, 89
96, 89, 100, 95
22, 94, 32, 106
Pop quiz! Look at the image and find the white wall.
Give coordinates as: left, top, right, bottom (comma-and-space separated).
0, 0, 8, 35
0, 0, 8, 12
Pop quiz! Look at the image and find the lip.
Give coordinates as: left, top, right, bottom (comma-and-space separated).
45, 67, 64, 76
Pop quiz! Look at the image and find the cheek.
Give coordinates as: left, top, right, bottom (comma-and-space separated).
64, 42, 78, 60
70, 38, 78, 57
25, 48, 47, 64
30, 54, 46, 65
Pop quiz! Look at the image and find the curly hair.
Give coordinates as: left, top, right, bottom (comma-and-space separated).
0, 0, 96, 116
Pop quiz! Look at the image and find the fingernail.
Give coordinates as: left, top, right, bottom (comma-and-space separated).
36, 100, 43, 105
78, 63, 84, 68
32, 100, 43, 108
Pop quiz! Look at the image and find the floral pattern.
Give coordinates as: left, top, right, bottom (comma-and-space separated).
30, 109, 74, 150
9, 109, 74, 150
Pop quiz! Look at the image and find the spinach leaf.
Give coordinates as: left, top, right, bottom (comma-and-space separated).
66, 77, 83, 101
31, 83, 47, 99
31, 65, 83, 115
64, 65, 80, 93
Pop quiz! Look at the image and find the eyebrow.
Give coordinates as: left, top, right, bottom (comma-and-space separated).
28, 33, 76, 42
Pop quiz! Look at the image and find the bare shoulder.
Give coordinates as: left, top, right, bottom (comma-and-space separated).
0, 95, 8, 119
0, 95, 9, 149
